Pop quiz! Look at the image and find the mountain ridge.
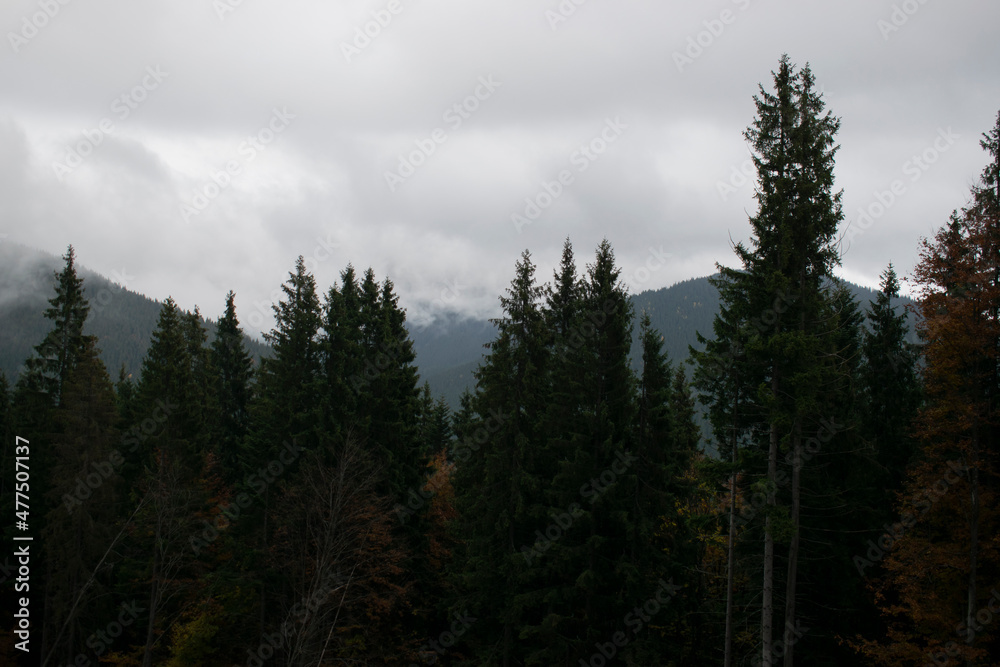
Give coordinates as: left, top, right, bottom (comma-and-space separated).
0, 243, 916, 411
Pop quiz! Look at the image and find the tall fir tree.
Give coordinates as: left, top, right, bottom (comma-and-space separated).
210, 291, 254, 483
19, 245, 91, 406
452, 250, 549, 666
40, 338, 121, 666
694, 56, 846, 666
123, 297, 212, 667
861, 265, 922, 493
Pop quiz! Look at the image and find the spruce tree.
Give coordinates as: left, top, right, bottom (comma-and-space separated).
248, 255, 323, 467
128, 297, 210, 667
40, 338, 120, 666
20, 245, 91, 406
210, 291, 254, 482
452, 250, 548, 666
862, 265, 921, 491
694, 55, 844, 666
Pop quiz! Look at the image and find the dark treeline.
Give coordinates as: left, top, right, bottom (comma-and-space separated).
2, 57, 1000, 666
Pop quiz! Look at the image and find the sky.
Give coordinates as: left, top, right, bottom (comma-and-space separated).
1, 0, 998, 337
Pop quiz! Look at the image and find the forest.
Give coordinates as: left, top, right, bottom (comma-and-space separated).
1, 57, 999, 666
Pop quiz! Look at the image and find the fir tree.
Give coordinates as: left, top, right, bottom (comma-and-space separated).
40, 338, 120, 666
862, 265, 921, 491
452, 250, 548, 666
210, 291, 254, 482
20, 245, 91, 406
695, 55, 845, 666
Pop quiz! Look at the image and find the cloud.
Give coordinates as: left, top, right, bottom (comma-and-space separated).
1, 0, 998, 335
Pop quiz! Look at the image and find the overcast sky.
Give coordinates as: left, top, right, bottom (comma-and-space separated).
1, 0, 998, 336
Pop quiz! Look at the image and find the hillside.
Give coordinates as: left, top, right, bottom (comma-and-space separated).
0, 243, 270, 383
0, 243, 916, 411
417, 275, 916, 408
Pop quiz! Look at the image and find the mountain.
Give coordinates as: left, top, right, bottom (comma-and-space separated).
0, 243, 916, 414
411, 275, 918, 409
0, 243, 270, 383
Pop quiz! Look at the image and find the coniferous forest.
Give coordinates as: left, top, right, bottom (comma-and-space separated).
3, 58, 1000, 666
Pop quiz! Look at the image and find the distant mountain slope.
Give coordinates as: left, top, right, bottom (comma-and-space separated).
411, 275, 918, 408
0, 243, 916, 415
0, 243, 270, 383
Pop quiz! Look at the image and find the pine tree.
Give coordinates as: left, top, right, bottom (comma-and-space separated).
20, 245, 91, 406
210, 291, 254, 483
527, 241, 643, 665
242, 256, 323, 647
695, 55, 844, 666
126, 297, 210, 667
861, 265, 921, 493
452, 250, 548, 666
364, 274, 423, 500
40, 338, 121, 666
321, 265, 363, 442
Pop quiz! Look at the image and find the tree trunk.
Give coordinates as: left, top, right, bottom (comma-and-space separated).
725, 462, 737, 667
142, 523, 161, 667
762, 372, 779, 666
724, 369, 740, 667
964, 446, 979, 664
784, 424, 801, 667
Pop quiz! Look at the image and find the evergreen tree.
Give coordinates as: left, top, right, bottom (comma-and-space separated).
452, 250, 548, 666
861, 265, 922, 492
364, 275, 423, 500
210, 291, 254, 482
241, 257, 323, 649
525, 241, 642, 664
20, 245, 91, 406
320, 265, 363, 443
40, 338, 120, 666
125, 297, 211, 667
247, 256, 323, 469
694, 55, 845, 666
